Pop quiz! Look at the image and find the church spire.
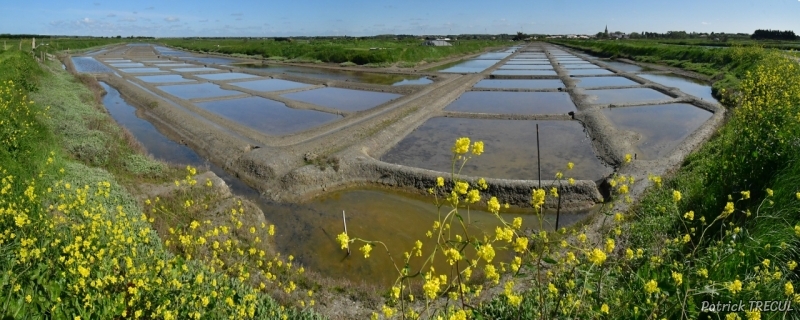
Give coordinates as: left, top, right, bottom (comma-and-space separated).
604, 25, 608, 36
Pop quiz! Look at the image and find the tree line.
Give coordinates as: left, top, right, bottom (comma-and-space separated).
751, 29, 798, 41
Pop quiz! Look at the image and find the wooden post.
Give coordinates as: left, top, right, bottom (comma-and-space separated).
342, 210, 350, 255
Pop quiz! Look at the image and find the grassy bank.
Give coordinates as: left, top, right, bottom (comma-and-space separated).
551, 39, 772, 98
0, 49, 320, 318
159, 38, 509, 66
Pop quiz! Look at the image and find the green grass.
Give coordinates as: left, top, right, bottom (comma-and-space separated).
159, 38, 509, 66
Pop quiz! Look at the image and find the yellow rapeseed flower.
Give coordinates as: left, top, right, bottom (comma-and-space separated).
268, 225, 275, 236
741, 190, 750, 199
684, 211, 694, 221
587, 248, 607, 266
728, 279, 743, 295
568, 178, 575, 185
360, 244, 372, 258
672, 271, 683, 286
786, 282, 794, 296
604, 238, 615, 253
452, 137, 470, 155
673, 190, 682, 202
722, 202, 735, 217
600, 303, 609, 314
644, 279, 659, 294
531, 188, 545, 209
624, 154, 632, 163
487, 197, 500, 214
336, 233, 349, 250
567, 162, 574, 170
436, 176, 444, 187
472, 141, 484, 155
512, 217, 522, 230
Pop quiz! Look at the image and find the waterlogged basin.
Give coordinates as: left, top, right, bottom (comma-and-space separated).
473, 79, 564, 89
281, 87, 401, 112
382, 117, 611, 181
118, 67, 166, 73
180, 56, 239, 65
157, 83, 243, 100
602, 61, 645, 73
498, 64, 555, 70
492, 69, 558, 76
506, 60, 552, 65
109, 62, 145, 68
172, 67, 222, 73
563, 64, 602, 69
637, 73, 717, 102
475, 52, 512, 60
71, 57, 114, 73
438, 59, 501, 73
567, 69, 614, 76
586, 88, 671, 104
196, 97, 339, 135
243, 64, 421, 84
445, 91, 576, 114
603, 104, 713, 159
279, 188, 593, 286
136, 75, 195, 84
392, 77, 433, 86
195, 72, 261, 81
231, 79, 313, 92
155, 63, 198, 68
575, 76, 639, 88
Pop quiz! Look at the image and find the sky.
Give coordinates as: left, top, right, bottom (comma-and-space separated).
2, 0, 799, 37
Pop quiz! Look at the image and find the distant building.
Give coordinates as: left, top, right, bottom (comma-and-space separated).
422, 40, 452, 46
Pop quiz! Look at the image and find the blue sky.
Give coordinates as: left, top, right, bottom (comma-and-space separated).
2, 0, 799, 37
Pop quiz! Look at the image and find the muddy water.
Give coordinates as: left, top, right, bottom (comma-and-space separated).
231, 79, 313, 92
281, 87, 402, 112
603, 103, 713, 159
196, 97, 340, 135
157, 83, 243, 100
72, 57, 114, 73
195, 72, 261, 81
137, 74, 194, 83
242, 64, 422, 85
99, 81, 593, 287
382, 118, 612, 181
445, 91, 576, 114
585, 88, 671, 105
637, 73, 718, 103
575, 76, 639, 88
473, 79, 564, 89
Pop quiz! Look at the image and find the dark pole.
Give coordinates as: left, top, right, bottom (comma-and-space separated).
537, 123, 541, 189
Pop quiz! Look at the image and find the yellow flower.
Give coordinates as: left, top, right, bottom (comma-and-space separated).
455, 181, 468, 194
268, 224, 275, 236
568, 178, 575, 185
477, 178, 488, 190
766, 188, 773, 197
624, 154, 632, 163
684, 211, 694, 221
673, 190, 682, 202
513, 237, 528, 253
618, 184, 629, 194
614, 212, 624, 222
436, 176, 444, 187
478, 244, 495, 262
644, 279, 659, 294
745, 310, 760, 320
726, 313, 741, 320
336, 233, 349, 250
555, 171, 563, 179
550, 187, 559, 198
567, 162, 574, 170
487, 197, 500, 214
697, 268, 708, 278
25, 295, 32, 303
472, 141, 484, 155
512, 217, 522, 230
600, 303, 609, 314
722, 202, 735, 217
788, 261, 797, 271
604, 238, 615, 253
587, 248, 607, 266
786, 282, 795, 296
741, 190, 750, 199
360, 244, 372, 258
672, 272, 683, 286
728, 279, 743, 295
796, 192, 800, 200
531, 188, 546, 209
625, 248, 634, 260
452, 137, 470, 155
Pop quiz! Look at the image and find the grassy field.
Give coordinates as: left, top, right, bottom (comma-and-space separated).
159, 38, 511, 66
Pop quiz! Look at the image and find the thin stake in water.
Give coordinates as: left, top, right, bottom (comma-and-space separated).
342, 210, 350, 255
537, 123, 541, 189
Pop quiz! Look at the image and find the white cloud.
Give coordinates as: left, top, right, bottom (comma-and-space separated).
107, 14, 116, 17
165, 17, 179, 22
702, 21, 711, 25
